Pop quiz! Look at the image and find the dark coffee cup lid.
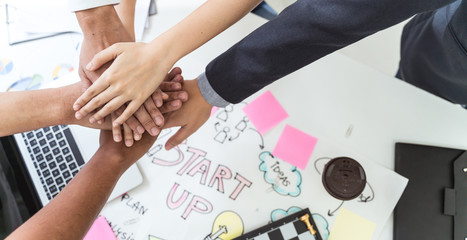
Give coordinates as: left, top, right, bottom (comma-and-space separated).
322, 157, 366, 200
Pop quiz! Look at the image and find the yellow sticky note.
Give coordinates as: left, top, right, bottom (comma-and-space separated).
328, 208, 376, 240
148, 235, 164, 240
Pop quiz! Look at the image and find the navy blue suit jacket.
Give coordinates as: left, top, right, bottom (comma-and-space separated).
201, 0, 462, 105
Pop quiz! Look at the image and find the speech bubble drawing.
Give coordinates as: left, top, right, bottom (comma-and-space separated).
259, 151, 302, 197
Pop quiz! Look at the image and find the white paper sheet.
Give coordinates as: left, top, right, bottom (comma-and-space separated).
100, 100, 407, 240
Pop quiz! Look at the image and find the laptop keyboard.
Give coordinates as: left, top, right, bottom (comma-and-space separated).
22, 125, 85, 200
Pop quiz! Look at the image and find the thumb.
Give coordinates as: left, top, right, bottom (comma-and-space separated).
165, 126, 195, 150
86, 43, 124, 71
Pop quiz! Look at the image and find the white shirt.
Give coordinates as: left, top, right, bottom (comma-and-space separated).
68, 0, 120, 11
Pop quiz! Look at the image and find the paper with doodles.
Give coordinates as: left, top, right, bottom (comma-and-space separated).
98, 98, 407, 240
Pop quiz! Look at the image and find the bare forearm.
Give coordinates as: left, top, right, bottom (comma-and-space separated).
7, 148, 124, 239
76, 5, 122, 39
0, 83, 110, 136
115, 0, 137, 40
75, 5, 131, 52
150, 0, 262, 62
0, 87, 70, 136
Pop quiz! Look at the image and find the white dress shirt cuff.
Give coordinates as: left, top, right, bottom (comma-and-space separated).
69, 0, 121, 12
197, 72, 230, 107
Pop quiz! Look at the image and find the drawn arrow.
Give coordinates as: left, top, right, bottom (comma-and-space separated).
358, 182, 375, 202
327, 201, 344, 216
228, 133, 240, 141
248, 128, 264, 149
214, 122, 221, 132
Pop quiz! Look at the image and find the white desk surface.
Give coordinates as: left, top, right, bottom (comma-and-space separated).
2, 1, 467, 239
141, 2, 467, 239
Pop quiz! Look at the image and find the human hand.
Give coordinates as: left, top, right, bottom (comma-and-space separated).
162, 79, 213, 150
110, 67, 188, 147
98, 130, 157, 173
75, 5, 168, 142
61, 73, 187, 147
75, 5, 134, 91
73, 41, 175, 129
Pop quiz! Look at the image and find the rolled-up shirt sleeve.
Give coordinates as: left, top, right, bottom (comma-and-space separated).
198, 72, 231, 107
68, 0, 120, 12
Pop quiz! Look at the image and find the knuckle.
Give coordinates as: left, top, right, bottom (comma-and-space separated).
86, 88, 96, 96
170, 139, 181, 146
142, 119, 154, 127
150, 108, 160, 116
134, 106, 145, 116
121, 112, 133, 122
115, 106, 125, 116
126, 116, 137, 125
105, 74, 116, 85
90, 97, 102, 107
101, 104, 114, 115
80, 106, 92, 115
130, 104, 141, 113
114, 84, 125, 95
126, 122, 138, 131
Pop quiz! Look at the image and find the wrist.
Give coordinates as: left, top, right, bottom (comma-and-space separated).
58, 83, 83, 125
192, 79, 214, 112
197, 72, 230, 107
94, 146, 126, 175
76, 6, 126, 43
148, 34, 182, 66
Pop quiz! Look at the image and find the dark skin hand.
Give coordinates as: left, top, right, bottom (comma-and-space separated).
75, 5, 168, 141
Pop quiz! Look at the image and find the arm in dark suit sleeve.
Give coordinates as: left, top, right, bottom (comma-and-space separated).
200, 0, 454, 105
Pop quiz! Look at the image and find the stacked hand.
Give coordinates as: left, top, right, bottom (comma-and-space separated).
75, 6, 187, 147
73, 41, 174, 132
111, 67, 187, 147
162, 79, 213, 150
73, 3, 226, 151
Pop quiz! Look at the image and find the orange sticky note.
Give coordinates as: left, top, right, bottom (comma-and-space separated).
243, 91, 288, 134
272, 125, 317, 169
83, 216, 116, 240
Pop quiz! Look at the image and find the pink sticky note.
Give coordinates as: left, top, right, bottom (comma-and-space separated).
83, 216, 116, 240
242, 91, 288, 134
210, 106, 219, 117
272, 125, 318, 169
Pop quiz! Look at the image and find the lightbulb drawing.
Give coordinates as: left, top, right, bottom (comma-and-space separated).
204, 211, 244, 240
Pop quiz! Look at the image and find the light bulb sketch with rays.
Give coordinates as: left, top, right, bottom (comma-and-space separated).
204, 211, 244, 240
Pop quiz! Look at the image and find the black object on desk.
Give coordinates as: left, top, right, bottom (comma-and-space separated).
322, 157, 366, 201
394, 143, 467, 240
0, 136, 41, 237
234, 208, 322, 240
